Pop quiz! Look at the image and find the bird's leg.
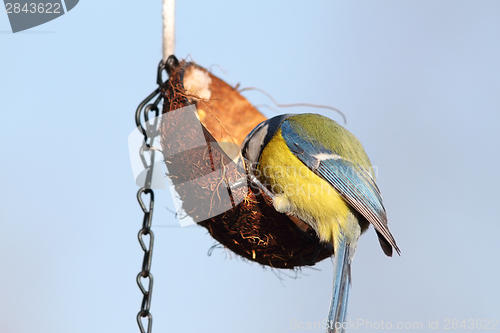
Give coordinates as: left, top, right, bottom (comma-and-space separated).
248, 172, 276, 200
241, 158, 276, 200
243, 160, 312, 233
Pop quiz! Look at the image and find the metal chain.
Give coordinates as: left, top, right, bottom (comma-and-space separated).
136, 188, 155, 333
135, 60, 168, 333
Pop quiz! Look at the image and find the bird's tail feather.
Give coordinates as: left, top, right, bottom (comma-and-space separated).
327, 234, 351, 333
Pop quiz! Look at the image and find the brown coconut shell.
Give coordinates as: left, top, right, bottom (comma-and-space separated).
160, 56, 333, 269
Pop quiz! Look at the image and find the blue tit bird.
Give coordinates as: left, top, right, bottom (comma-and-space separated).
241, 113, 400, 333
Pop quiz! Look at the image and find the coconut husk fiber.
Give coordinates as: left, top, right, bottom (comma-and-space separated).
160, 55, 333, 269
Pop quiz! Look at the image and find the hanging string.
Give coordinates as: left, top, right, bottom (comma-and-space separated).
239, 87, 347, 124
162, 0, 175, 63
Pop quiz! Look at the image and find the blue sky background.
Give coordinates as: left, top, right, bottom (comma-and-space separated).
1, 1, 499, 332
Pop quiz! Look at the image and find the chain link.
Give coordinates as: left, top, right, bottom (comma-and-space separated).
135, 60, 168, 333
136, 188, 155, 333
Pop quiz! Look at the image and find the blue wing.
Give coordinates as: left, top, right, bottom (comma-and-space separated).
281, 120, 400, 256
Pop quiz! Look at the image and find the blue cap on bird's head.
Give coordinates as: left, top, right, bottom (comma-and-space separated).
241, 113, 400, 331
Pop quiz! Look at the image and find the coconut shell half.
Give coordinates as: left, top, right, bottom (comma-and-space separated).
160, 56, 333, 269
